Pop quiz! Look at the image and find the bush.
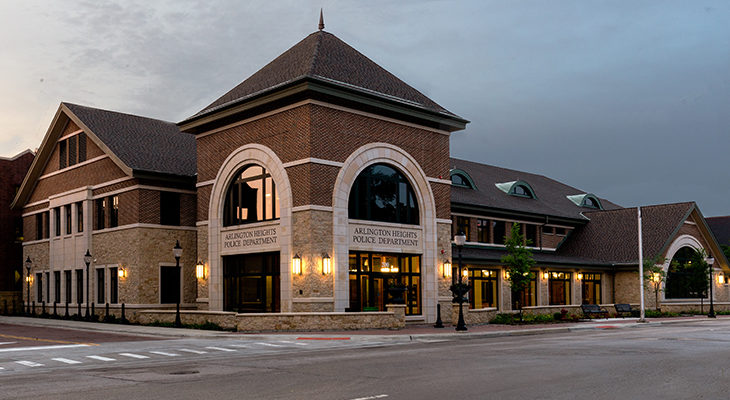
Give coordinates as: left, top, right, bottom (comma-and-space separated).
491, 313, 517, 324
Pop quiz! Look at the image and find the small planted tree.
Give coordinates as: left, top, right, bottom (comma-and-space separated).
501, 222, 536, 321
643, 255, 666, 311
685, 250, 711, 311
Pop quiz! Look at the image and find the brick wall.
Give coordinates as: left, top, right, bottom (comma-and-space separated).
0, 152, 34, 291
29, 158, 127, 204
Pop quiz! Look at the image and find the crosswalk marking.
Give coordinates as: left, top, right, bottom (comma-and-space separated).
16, 361, 43, 367
205, 346, 236, 352
52, 358, 82, 364
149, 351, 179, 357
119, 353, 149, 359
86, 355, 115, 361
255, 342, 282, 347
228, 344, 249, 348
178, 348, 207, 354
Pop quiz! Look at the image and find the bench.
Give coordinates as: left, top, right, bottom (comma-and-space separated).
581, 304, 609, 319
614, 303, 639, 318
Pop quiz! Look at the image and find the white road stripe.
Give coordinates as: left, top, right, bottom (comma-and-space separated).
0, 344, 89, 353
119, 353, 149, 359
0, 342, 17, 345
255, 342, 282, 347
52, 358, 82, 364
16, 361, 43, 367
86, 355, 115, 362
149, 351, 179, 357
178, 348, 207, 354
349, 395, 389, 400
205, 346, 236, 352
294, 342, 308, 346
228, 344, 250, 348
278, 340, 294, 344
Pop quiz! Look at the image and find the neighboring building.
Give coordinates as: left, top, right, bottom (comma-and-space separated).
707, 216, 730, 249
11, 25, 730, 326
0, 150, 34, 309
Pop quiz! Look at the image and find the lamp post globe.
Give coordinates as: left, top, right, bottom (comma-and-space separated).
173, 240, 182, 327
84, 250, 92, 320
452, 231, 468, 332
25, 257, 31, 315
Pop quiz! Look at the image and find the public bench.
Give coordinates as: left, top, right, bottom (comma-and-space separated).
614, 303, 639, 318
581, 304, 609, 319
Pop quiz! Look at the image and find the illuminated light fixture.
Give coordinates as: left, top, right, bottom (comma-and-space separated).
118, 267, 127, 278
322, 253, 331, 275
196, 260, 206, 279
543, 271, 549, 280
25, 275, 32, 283
577, 273, 583, 280
504, 270, 511, 280
292, 254, 302, 275
463, 268, 469, 278
652, 272, 661, 283
443, 260, 452, 278
551, 272, 559, 279
719, 273, 725, 285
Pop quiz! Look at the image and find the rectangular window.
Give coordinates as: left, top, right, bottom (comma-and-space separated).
44, 211, 49, 238
96, 198, 106, 229
555, 227, 566, 236
76, 269, 84, 304
65, 205, 72, 235
54, 207, 61, 236
54, 271, 61, 303
96, 268, 105, 304
78, 132, 87, 162
68, 135, 77, 166
511, 272, 537, 309
493, 221, 506, 245
59, 140, 67, 169
77, 202, 83, 233
109, 267, 118, 304
476, 219, 490, 243
581, 273, 602, 305
469, 269, 498, 309
36, 273, 43, 302
525, 224, 537, 247
542, 225, 554, 234
45, 272, 50, 303
36, 213, 43, 240
160, 192, 180, 226
109, 196, 119, 228
549, 271, 572, 305
160, 266, 181, 304
64, 270, 72, 304
456, 216, 470, 241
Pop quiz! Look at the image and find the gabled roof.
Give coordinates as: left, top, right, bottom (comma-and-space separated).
450, 158, 621, 221
12, 103, 195, 209
181, 30, 466, 130
707, 216, 730, 247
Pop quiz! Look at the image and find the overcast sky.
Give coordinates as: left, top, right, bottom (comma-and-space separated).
1, 1, 728, 216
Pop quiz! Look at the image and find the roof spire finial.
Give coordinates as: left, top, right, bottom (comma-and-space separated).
318, 8, 325, 30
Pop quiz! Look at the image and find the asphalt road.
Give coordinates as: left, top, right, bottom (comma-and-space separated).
2, 320, 730, 399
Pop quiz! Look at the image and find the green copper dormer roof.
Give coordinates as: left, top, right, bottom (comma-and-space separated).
495, 180, 537, 199
567, 193, 604, 210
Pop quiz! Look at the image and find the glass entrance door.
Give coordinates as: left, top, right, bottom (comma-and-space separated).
223, 252, 280, 313
348, 252, 421, 315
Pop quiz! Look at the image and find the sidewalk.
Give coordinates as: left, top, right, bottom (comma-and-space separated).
1, 314, 725, 342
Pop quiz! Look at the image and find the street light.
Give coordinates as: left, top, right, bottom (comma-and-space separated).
705, 256, 715, 318
25, 257, 31, 315
451, 231, 468, 332
173, 240, 183, 327
84, 250, 92, 320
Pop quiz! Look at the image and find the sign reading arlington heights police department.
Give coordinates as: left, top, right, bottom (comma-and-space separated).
349, 223, 422, 253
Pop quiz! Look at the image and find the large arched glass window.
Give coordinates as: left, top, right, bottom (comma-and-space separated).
348, 163, 419, 225
223, 164, 280, 227
665, 246, 703, 299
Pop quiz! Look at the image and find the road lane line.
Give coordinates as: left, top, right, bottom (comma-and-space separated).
0, 344, 90, 353
149, 351, 180, 357
0, 333, 97, 346
228, 344, 249, 348
119, 353, 149, 359
0, 342, 17, 345
205, 346, 236, 352
178, 348, 207, 354
52, 358, 82, 364
255, 342, 282, 347
86, 355, 116, 362
16, 361, 44, 367
349, 395, 388, 400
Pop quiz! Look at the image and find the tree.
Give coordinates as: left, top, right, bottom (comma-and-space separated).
642, 255, 666, 311
721, 244, 730, 262
501, 222, 536, 321
684, 250, 711, 300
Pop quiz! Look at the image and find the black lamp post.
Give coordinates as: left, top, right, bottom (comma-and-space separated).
451, 231, 468, 332
25, 257, 31, 315
173, 240, 183, 327
84, 249, 92, 320
707, 257, 716, 318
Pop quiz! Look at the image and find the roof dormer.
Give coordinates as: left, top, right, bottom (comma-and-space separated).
496, 180, 536, 199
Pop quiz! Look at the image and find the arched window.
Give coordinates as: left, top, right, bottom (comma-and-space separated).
348, 163, 419, 225
223, 164, 280, 227
451, 174, 470, 187
513, 185, 531, 197
665, 246, 703, 299
496, 180, 536, 199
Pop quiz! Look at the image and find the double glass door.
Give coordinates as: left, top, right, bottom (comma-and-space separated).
348, 252, 420, 315
223, 252, 280, 313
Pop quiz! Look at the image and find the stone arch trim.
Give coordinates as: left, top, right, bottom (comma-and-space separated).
661, 234, 705, 301
332, 142, 439, 321
207, 144, 293, 311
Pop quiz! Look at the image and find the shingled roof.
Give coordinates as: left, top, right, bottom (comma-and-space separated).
64, 103, 196, 177
450, 158, 622, 221
707, 216, 730, 248
186, 30, 460, 121
557, 202, 695, 264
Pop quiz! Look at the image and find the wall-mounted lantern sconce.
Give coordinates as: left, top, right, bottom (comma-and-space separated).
577, 272, 583, 280
504, 270, 511, 280
462, 268, 469, 278
443, 260, 452, 278
118, 267, 127, 278
292, 254, 302, 275
196, 260, 206, 279
543, 271, 550, 280
322, 253, 331, 275
652, 272, 661, 283
719, 273, 725, 285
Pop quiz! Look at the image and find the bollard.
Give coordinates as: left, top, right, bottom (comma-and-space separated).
42, 301, 45, 315
121, 303, 127, 324
105, 302, 109, 321
91, 302, 95, 321
12, 299, 16, 315
32, 301, 35, 316
53, 301, 57, 316
77, 302, 82, 320
434, 303, 444, 328
65, 302, 69, 318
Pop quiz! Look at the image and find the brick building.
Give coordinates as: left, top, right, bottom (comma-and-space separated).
11, 26, 730, 326
0, 150, 34, 309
